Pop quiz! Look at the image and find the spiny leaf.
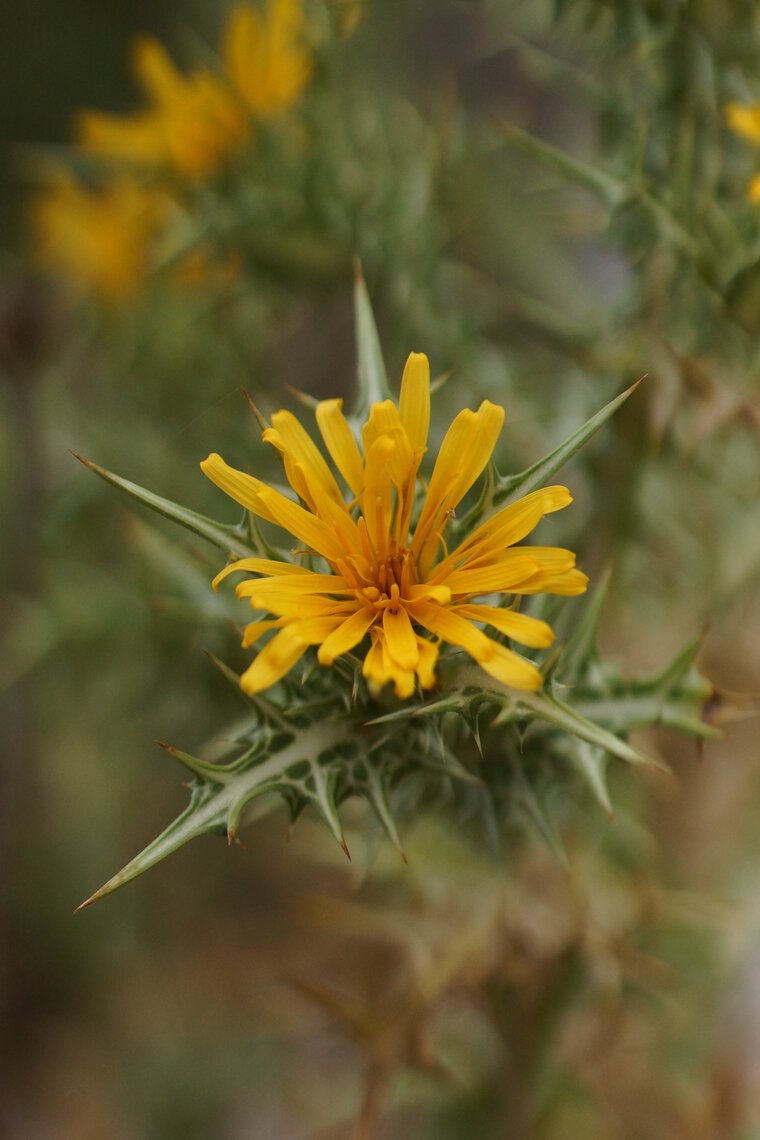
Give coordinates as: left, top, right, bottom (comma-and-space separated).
498, 121, 628, 208
126, 515, 236, 623
571, 690, 720, 741
303, 759, 348, 854
492, 379, 643, 508
351, 261, 392, 423
498, 122, 700, 259
510, 688, 666, 771
426, 662, 662, 771
76, 782, 229, 911
204, 651, 252, 699
559, 739, 613, 817
77, 719, 354, 909
510, 757, 568, 866
74, 454, 259, 560
643, 634, 710, 697
370, 670, 656, 772
559, 565, 613, 682
364, 692, 471, 724
353, 760, 406, 861
155, 740, 239, 782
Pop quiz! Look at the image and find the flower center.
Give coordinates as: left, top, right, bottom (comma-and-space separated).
359, 544, 417, 614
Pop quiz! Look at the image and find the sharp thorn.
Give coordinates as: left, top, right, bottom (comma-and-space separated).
70, 450, 98, 470
241, 389, 268, 432
74, 885, 107, 913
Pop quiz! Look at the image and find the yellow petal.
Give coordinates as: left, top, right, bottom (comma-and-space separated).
516, 568, 589, 596
212, 556, 310, 591
382, 606, 419, 671
391, 671, 415, 699
446, 547, 576, 596
261, 430, 311, 505
224, 0, 312, 116
413, 400, 505, 573
242, 618, 284, 647
502, 546, 576, 570
201, 453, 276, 519
360, 435, 394, 556
455, 604, 555, 648
361, 633, 387, 688
289, 616, 347, 644
441, 486, 573, 573
478, 643, 542, 691
406, 583, 451, 605
224, 5, 262, 93
398, 352, 430, 453
243, 593, 356, 620
362, 399, 402, 452
284, 458, 363, 563
317, 607, 376, 665
444, 551, 543, 597
381, 641, 416, 697
265, 409, 345, 505
240, 625, 308, 692
410, 600, 542, 690
132, 36, 184, 105
235, 571, 352, 601
75, 108, 168, 166
315, 399, 364, 495
408, 600, 493, 660
252, 483, 344, 560
201, 453, 344, 561
415, 637, 438, 689
362, 401, 413, 491
435, 400, 504, 509
361, 631, 415, 698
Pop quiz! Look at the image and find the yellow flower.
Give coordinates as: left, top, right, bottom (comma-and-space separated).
30, 171, 165, 300
76, 37, 250, 179
76, 1, 312, 180
202, 354, 587, 699
725, 101, 760, 202
224, 0, 313, 117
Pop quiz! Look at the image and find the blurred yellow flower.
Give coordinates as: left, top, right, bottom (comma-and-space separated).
203, 354, 587, 698
30, 171, 165, 300
725, 100, 760, 202
76, 0, 312, 180
76, 37, 250, 179
224, 0, 312, 117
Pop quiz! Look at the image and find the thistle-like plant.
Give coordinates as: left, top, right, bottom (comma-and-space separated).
75, 272, 715, 908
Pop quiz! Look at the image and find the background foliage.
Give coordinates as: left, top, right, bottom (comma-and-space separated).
2, 1, 760, 1137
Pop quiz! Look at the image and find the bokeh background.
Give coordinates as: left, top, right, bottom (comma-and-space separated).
3, 1, 760, 1136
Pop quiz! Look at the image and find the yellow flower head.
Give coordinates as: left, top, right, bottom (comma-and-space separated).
76, 37, 250, 179
30, 171, 165, 300
203, 355, 587, 699
75, 1, 312, 179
